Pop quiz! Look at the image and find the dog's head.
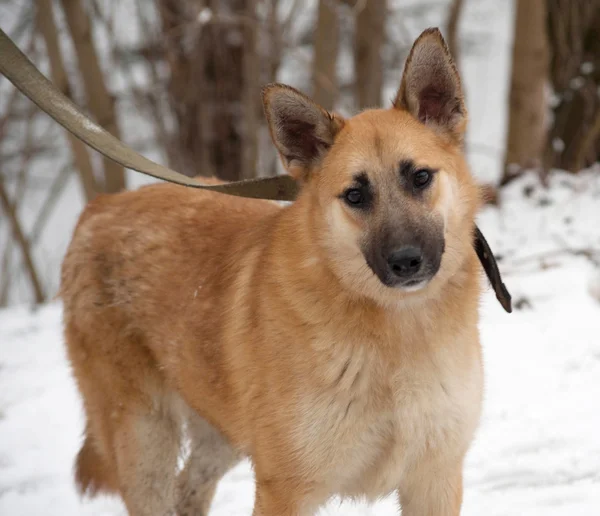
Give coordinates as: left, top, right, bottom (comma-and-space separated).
263, 28, 481, 303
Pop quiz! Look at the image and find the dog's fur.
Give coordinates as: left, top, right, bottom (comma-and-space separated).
61, 29, 484, 515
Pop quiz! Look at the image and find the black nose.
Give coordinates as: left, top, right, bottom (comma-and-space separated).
387, 246, 423, 278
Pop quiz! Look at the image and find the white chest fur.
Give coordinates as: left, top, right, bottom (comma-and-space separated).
291, 335, 483, 502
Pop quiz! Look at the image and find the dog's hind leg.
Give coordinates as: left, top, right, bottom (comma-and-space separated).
176, 411, 242, 516
65, 319, 183, 515
112, 399, 183, 516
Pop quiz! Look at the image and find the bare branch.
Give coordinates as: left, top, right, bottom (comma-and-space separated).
504, 247, 600, 274
0, 176, 45, 304
0, 244, 13, 307
59, 0, 126, 193
38, 0, 99, 201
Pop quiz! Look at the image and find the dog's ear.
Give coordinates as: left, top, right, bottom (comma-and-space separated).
394, 28, 467, 143
262, 83, 345, 181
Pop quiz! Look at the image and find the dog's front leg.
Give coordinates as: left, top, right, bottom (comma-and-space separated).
252, 478, 312, 516
397, 458, 464, 516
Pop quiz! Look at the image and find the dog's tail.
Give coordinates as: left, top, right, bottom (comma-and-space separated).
75, 433, 117, 497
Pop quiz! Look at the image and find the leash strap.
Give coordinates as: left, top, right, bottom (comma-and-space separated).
0, 28, 299, 201
474, 227, 512, 313
0, 27, 511, 313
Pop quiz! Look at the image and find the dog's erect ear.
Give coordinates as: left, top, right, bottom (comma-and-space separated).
262, 83, 345, 181
394, 28, 467, 143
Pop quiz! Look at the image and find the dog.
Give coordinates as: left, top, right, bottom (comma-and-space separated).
60, 28, 486, 515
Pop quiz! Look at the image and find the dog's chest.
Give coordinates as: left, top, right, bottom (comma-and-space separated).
293, 338, 482, 499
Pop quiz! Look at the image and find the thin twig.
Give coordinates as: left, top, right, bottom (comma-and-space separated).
506, 247, 600, 269
38, 0, 99, 200
60, 0, 125, 193
0, 241, 12, 306
0, 177, 45, 304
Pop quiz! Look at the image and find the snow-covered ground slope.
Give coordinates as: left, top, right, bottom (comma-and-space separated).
1, 170, 599, 515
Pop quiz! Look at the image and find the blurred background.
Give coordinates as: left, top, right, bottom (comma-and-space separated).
0, 0, 597, 306
1, 2, 600, 515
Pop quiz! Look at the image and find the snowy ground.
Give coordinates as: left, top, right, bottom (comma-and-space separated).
1, 170, 600, 515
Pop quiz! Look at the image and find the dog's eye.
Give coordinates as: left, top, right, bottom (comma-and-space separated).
413, 169, 432, 189
341, 173, 372, 209
345, 189, 363, 205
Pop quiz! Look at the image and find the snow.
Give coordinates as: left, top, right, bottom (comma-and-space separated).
1, 170, 600, 515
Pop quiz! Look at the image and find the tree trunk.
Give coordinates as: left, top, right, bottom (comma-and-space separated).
544, 0, 600, 172
159, 0, 259, 181
241, 0, 259, 179
312, 0, 339, 110
60, 0, 126, 193
354, 0, 386, 109
37, 0, 98, 202
503, 0, 549, 183
445, 0, 464, 64
267, 0, 282, 83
